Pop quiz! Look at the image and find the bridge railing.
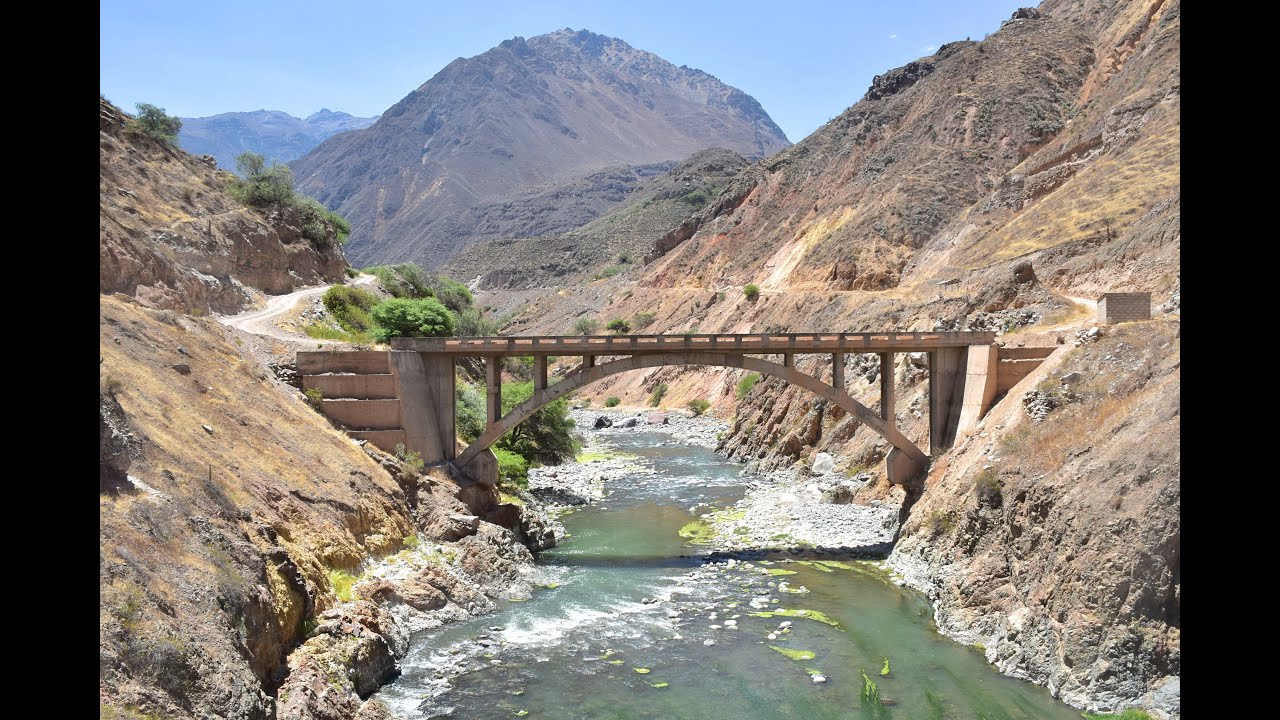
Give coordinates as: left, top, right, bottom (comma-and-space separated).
390, 331, 995, 355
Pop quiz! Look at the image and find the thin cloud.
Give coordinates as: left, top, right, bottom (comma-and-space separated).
888, 33, 898, 40
921, 44, 937, 53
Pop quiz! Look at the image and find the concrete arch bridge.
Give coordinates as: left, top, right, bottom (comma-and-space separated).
298, 332, 1052, 486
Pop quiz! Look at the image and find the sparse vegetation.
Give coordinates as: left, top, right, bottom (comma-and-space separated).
687, 398, 711, 415
131, 102, 182, 145
593, 265, 623, 280
322, 285, 378, 335
394, 442, 425, 474
328, 569, 358, 602
229, 151, 350, 247
632, 311, 656, 330
304, 387, 324, 409
370, 297, 456, 342
927, 509, 959, 535
606, 318, 632, 334
366, 263, 434, 299
744, 283, 760, 302
648, 383, 668, 407
604, 396, 621, 407
736, 373, 761, 400
974, 467, 1002, 506
573, 317, 599, 335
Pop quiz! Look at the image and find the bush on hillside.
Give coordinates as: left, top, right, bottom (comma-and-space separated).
133, 102, 182, 145
229, 151, 351, 247
687, 398, 711, 416
493, 448, 529, 489
573, 318, 599, 335
322, 285, 378, 334
604, 396, 621, 407
456, 307, 498, 336
735, 373, 761, 400
431, 275, 473, 314
370, 297, 456, 342
632, 311, 656, 330
648, 383, 668, 407
606, 318, 631, 334
744, 283, 760, 302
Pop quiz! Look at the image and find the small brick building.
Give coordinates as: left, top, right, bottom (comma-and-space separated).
1096, 292, 1151, 324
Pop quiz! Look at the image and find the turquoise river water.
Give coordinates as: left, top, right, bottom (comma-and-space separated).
375, 430, 1081, 719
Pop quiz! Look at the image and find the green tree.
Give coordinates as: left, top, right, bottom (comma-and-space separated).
573, 317, 599, 335
455, 382, 487, 441
232, 152, 296, 206
133, 102, 182, 145
370, 297, 456, 342
429, 275, 474, 314
687, 398, 711, 416
497, 381, 580, 465
744, 284, 761, 302
322, 285, 377, 334
606, 318, 631, 334
648, 383, 669, 407
456, 307, 498, 336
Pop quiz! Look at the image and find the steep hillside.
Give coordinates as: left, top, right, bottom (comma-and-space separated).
100, 99, 348, 314
488, 0, 1179, 714
179, 109, 378, 172
292, 28, 789, 267
444, 148, 750, 290
99, 295, 531, 719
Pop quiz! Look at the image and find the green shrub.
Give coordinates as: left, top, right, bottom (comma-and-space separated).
132, 102, 181, 145
735, 373, 761, 400
744, 284, 761, 302
430, 275, 473, 314
927, 509, 958, 535
632, 311, 656, 330
322, 285, 377, 334
366, 263, 434, 299
456, 307, 498, 336
493, 448, 529, 489
328, 569, 357, 602
573, 317, 599, 335
497, 381, 580, 465
606, 318, 631, 334
604, 396, 621, 407
402, 534, 420, 549
232, 152, 296, 206
455, 382, 487, 441
687, 398, 711, 415
344, 267, 359, 278
394, 442, 425, 474
371, 297, 456, 342
302, 324, 371, 343
974, 467, 1002, 506
648, 383, 668, 407
681, 189, 709, 207
593, 265, 622, 280
304, 387, 324, 409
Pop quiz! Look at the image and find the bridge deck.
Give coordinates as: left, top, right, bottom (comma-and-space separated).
390, 331, 994, 356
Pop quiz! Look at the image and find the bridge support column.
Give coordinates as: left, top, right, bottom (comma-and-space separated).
583, 354, 595, 369
956, 344, 998, 437
879, 353, 894, 423
390, 351, 454, 463
486, 356, 502, 425
783, 352, 794, 368
534, 355, 548, 392
886, 446, 925, 486
929, 347, 968, 453
832, 352, 845, 391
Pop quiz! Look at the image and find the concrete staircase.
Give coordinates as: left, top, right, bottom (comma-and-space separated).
298, 351, 406, 453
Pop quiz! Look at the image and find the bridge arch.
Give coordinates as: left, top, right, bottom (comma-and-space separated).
455, 352, 928, 469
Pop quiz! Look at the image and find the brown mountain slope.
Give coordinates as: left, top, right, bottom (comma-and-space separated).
99, 295, 527, 719
99, 99, 348, 314
489, 0, 1179, 714
291, 29, 789, 268
444, 148, 750, 290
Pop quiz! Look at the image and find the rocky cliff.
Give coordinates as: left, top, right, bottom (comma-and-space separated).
98, 295, 533, 719
179, 108, 378, 173
291, 28, 789, 268
100, 98, 348, 314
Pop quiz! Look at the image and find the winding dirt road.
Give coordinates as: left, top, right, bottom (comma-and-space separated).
217, 273, 376, 342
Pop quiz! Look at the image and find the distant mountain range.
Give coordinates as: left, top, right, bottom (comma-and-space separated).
291, 28, 790, 268
178, 109, 378, 173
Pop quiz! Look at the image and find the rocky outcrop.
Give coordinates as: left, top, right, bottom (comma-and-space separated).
100, 99, 348, 314
890, 322, 1180, 717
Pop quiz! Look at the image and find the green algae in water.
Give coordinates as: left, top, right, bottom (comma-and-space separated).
648, 682, 669, 688
607, 660, 624, 665
765, 568, 798, 576
769, 645, 817, 661
678, 519, 716, 543
794, 560, 835, 573
749, 607, 844, 629
861, 668, 880, 704
633, 667, 651, 674
881, 656, 891, 676
814, 560, 857, 570
535, 582, 560, 589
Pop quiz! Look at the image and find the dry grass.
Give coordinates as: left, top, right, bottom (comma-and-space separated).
1001, 389, 1139, 474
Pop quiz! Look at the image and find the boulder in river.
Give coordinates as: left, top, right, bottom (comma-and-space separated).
594, 416, 614, 429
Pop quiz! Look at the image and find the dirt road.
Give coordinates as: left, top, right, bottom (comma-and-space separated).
217, 273, 376, 342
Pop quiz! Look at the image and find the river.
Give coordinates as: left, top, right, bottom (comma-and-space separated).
375, 428, 1082, 719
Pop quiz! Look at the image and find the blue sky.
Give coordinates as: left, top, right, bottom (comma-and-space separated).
101, 0, 1028, 143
